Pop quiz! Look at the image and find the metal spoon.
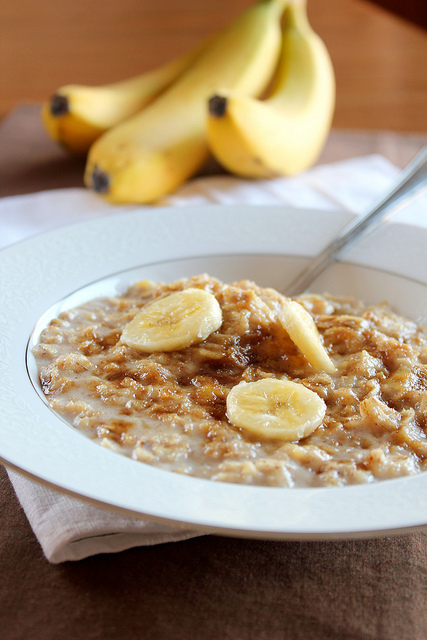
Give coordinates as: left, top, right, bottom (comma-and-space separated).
284, 145, 427, 297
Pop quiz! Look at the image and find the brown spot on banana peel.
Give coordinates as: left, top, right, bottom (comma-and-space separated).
208, 95, 228, 118
49, 94, 70, 116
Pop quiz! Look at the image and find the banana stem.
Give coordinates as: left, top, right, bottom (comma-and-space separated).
284, 0, 310, 31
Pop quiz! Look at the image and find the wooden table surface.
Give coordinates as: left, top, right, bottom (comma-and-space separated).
1, 0, 426, 132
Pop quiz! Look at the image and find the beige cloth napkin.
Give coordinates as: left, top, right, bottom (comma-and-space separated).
4, 153, 427, 562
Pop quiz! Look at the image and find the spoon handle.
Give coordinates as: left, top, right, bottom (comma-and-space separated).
285, 145, 427, 297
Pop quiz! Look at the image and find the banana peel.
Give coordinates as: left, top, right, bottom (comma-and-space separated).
84, 0, 287, 203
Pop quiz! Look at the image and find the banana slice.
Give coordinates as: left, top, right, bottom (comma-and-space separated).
120, 288, 222, 352
226, 378, 326, 441
279, 299, 335, 373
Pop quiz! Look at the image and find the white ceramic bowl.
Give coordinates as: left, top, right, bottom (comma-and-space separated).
1, 204, 426, 539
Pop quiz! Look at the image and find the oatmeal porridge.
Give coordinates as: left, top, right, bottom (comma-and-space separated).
32, 274, 427, 488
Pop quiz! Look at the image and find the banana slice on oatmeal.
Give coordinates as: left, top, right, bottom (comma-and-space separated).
279, 299, 335, 373
226, 378, 326, 441
120, 287, 222, 352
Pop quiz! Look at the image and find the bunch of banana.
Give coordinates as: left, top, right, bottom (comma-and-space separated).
119, 286, 332, 441
83, 0, 286, 203
206, 0, 335, 177
41, 48, 202, 155
42, 0, 335, 203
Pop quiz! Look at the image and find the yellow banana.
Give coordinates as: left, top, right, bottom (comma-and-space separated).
206, 0, 335, 178
41, 49, 202, 155
84, 0, 286, 204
